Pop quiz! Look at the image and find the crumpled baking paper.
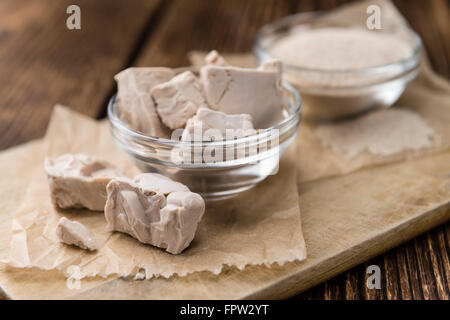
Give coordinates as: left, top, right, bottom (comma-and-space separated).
0, 141, 43, 264
5, 106, 306, 279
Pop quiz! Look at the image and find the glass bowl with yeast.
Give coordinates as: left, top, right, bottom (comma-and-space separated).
108, 54, 302, 200
254, 12, 422, 122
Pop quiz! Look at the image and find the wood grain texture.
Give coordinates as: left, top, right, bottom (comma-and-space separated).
134, 0, 296, 67
0, 0, 162, 150
0, 0, 448, 299
394, 0, 450, 78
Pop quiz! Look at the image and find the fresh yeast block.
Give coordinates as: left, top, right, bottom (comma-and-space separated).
45, 154, 122, 211
105, 173, 205, 254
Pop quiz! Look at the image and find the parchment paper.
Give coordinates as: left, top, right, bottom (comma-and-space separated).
0, 141, 43, 263
5, 106, 306, 279
189, 0, 450, 185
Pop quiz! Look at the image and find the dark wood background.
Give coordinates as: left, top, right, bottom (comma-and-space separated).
0, 0, 448, 300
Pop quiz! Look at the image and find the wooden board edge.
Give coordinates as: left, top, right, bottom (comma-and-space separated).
242, 201, 450, 299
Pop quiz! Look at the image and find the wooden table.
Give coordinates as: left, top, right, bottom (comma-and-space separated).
0, 0, 448, 300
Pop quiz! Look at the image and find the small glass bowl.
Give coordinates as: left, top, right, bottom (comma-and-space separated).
254, 12, 422, 122
108, 81, 302, 200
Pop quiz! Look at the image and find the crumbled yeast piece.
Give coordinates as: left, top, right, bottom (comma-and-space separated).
200, 60, 283, 128
133, 269, 146, 281
44, 154, 123, 211
56, 217, 97, 251
182, 107, 256, 142
105, 173, 205, 254
114, 67, 175, 137
151, 71, 208, 129
258, 59, 283, 73
205, 50, 229, 66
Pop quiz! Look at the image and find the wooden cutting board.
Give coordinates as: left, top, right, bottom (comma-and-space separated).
1, 144, 449, 299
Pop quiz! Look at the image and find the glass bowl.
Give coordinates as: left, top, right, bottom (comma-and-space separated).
254, 12, 422, 122
108, 81, 302, 200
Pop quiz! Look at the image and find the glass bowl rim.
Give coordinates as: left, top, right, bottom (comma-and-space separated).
253, 11, 423, 75
108, 80, 302, 148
